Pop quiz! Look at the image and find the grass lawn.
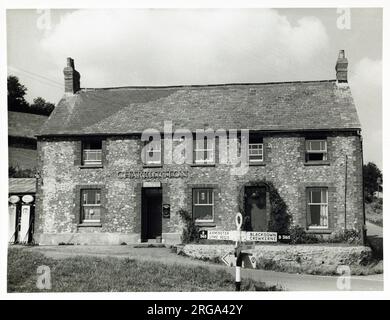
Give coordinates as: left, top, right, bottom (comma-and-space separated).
7, 248, 280, 292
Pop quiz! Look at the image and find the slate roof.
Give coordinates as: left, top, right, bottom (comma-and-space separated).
38, 80, 361, 136
8, 111, 48, 139
8, 178, 36, 194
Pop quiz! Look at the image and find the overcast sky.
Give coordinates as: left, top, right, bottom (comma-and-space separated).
7, 8, 382, 168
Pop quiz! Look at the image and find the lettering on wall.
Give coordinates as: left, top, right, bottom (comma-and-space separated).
118, 170, 189, 179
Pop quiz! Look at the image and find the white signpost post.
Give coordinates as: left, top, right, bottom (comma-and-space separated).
199, 212, 278, 291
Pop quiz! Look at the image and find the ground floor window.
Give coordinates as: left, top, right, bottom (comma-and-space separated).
307, 187, 328, 228
192, 188, 214, 222
81, 189, 101, 223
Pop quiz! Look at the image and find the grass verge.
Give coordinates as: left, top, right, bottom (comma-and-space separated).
7, 248, 280, 292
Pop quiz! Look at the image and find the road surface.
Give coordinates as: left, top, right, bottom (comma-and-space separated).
366, 221, 383, 237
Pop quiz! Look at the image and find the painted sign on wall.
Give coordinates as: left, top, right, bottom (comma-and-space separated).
118, 170, 189, 179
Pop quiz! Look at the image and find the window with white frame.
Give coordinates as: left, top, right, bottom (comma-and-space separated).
193, 188, 214, 222
194, 137, 214, 164
81, 189, 101, 223
307, 187, 328, 228
144, 139, 162, 165
305, 139, 327, 162
82, 140, 102, 165
249, 143, 263, 163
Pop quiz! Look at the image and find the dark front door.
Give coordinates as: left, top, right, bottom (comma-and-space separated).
244, 186, 267, 231
141, 188, 162, 241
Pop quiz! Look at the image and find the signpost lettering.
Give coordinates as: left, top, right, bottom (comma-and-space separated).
199, 212, 287, 291
206, 230, 240, 241
244, 231, 277, 242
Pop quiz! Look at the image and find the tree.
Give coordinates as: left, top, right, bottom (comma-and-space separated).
363, 162, 382, 202
7, 75, 29, 112
7, 75, 55, 115
30, 97, 55, 115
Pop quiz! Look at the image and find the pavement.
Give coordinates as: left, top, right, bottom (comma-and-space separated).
20, 244, 384, 291
366, 221, 383, 237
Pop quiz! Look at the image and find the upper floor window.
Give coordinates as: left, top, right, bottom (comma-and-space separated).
248, 136, 263, 163
194, 137, 214, 164
82, 140, 102, 166
307, 187, 328, 229
193, 188, 214, 222
81, 189, 101, 223
305, 139, 327, 162
143, 138, 162, 165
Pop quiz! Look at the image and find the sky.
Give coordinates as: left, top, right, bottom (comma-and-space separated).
6, 8, 382, 168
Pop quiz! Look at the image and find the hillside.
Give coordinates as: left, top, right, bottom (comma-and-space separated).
8, 111, 48, 170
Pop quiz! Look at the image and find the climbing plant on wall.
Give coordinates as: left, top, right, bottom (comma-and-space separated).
178, 209, 200, 244
238, 180, 291, 234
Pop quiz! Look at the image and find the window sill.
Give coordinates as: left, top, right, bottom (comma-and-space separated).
143, 164, 162, 168
79, 165, 103, 169
249, 162, 266, 166
306, 228, 332, 234
195, 221, 216, 227
190, 163, 215, 167
304, 161, 330, 166
77, 223, 102, 227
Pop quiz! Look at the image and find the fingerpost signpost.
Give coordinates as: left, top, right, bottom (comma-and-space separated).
199, 212, 287, 291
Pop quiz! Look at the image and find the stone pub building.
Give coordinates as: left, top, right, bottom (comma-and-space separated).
35, 51, 364, 245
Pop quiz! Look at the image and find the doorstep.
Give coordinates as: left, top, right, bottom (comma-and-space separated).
133, 239, 166, 248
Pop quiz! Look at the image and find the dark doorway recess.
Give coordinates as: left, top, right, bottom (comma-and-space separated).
141, 188, 162, 241
244, 186, 267, 231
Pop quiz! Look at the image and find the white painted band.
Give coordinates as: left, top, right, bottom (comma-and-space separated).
235, 266, 241, 282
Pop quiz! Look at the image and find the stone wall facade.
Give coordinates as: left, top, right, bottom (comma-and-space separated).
35, 131, 364, 245
181, 244, 372, 274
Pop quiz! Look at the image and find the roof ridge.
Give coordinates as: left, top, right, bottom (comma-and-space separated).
81, 79, 337, 92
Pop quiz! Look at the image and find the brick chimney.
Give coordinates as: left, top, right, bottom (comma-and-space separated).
335, 50, 348, 83
63, 57, 80, 94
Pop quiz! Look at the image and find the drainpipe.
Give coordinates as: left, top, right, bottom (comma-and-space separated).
360, 132, 367, 245
344, 155, 348, 229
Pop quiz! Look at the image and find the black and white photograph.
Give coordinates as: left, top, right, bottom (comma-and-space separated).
0, 0, 387, 305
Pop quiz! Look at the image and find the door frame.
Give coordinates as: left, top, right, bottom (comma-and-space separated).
240, 183, 270, 231
141, 187, 162, 241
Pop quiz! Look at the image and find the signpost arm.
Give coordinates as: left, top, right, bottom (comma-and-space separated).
200, 212, 283, 291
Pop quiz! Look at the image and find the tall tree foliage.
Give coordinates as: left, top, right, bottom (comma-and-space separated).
30, 97, 55, 115
363, 162, 382, 202
7, 75, 29, 111
7, 75, 55, 116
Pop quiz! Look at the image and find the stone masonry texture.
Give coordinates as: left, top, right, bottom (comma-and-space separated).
181, 244, 372, 274
34, 130, 364, 245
